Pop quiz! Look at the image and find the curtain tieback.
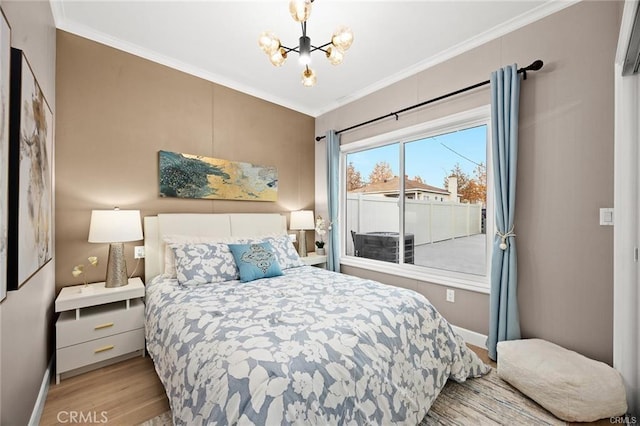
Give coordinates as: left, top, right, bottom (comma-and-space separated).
496, 226, 516, 250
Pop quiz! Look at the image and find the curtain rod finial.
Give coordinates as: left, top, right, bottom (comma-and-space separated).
528, 60, 543, 71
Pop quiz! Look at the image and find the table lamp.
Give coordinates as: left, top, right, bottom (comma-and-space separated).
290, 210, 314, 257
88, 208, 143, 288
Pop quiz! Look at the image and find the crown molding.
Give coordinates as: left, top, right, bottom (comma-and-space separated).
53, 18, 317, 116
49, 0, 65, 29
615, 0, 639, 65
312, 0, 580, 117
51, 0, 580, 118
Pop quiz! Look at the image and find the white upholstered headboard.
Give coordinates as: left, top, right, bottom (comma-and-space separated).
144, 213, 288, 280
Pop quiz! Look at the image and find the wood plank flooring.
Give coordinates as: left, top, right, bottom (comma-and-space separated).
468, 343, 497, 368
39, 344, 610, 425
40, 356, 169, 425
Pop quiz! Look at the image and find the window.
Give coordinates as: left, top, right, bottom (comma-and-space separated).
341, 106, 492, 290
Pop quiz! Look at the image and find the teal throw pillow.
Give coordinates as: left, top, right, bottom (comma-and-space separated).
228, 242, 283, 283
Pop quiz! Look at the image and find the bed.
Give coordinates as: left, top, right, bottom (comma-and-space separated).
144, 213, 489, 425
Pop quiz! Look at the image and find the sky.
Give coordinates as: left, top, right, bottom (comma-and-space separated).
347, 125, 486, 188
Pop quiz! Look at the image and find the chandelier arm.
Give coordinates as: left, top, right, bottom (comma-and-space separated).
311, 42, 332, 54
281, 45, 299, 53
314, 41, 333, 49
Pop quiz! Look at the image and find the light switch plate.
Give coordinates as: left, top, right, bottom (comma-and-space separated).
599, 208, 614, 226
134, 246, 145, 259
446, 289, 455, 303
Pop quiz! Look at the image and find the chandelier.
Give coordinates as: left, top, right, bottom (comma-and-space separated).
258, 0, 354, 87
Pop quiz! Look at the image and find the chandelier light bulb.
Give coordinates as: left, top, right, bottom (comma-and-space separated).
289, 0, 312, 23
299, 35, 311, 65
302, 67, 317, 87
331, 26, 354, 52
258, 32, 280, 55
299, 53, 311, 66
326, 46, 344, 65
269, 48, 288, 67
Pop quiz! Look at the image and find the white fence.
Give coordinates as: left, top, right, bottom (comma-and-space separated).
346, 194, 483, 254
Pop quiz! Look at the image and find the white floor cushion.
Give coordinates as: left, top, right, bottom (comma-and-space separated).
497, 338, 627, 422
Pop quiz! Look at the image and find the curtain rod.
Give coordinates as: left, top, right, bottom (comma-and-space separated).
315, 59, 543, 142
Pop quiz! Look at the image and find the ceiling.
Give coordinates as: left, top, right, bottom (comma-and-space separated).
50, 1, 576, 117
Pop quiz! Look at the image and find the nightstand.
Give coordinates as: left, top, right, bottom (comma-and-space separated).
301, 252, 327, 268
54, 277, 145, 384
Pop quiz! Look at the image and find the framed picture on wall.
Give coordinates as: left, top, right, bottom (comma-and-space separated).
7, 47, 53, 290
159, 150, 278, 201
0, 10, 10, 302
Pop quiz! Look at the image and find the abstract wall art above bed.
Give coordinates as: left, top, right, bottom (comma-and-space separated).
158, 150, 277, 201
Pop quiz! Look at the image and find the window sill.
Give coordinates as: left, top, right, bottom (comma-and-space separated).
339, 256, 490, 295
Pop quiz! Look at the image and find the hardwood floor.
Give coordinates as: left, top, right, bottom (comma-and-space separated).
40, 356, 169, 425
468, 343, 497, 368
40, 344, 610, 426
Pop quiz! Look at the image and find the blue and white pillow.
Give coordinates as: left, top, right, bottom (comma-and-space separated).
163, 235, 234, 278
246, 234, 304, 269
170, 243, 239, 286
228, 242, 283, 282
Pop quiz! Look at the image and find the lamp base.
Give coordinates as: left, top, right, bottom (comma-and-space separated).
298, 230, 308, 257
105, 242, 129, 288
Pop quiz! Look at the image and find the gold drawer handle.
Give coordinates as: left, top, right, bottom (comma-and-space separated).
94, 322, 114, 330
94, 345, 115, 354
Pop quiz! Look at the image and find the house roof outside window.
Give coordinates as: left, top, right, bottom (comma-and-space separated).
350, 175, 457, 201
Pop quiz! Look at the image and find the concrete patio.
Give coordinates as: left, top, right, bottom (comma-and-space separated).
413, 233, 487, 276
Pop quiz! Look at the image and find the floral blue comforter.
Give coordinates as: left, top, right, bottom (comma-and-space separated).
145, 266, 489, 425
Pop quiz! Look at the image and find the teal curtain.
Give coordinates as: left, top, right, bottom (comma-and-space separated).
487, 64, 521, 360
326, 130, 340, 272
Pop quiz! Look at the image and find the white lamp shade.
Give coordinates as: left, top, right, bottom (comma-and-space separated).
290, 210, 315, 230
88, 210, 143, 243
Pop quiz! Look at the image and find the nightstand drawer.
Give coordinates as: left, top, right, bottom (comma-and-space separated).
57, 328, 145, 374
56, 299, 144, 348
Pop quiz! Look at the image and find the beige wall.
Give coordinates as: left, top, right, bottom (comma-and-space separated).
0, 1, 56, 424
316, 1, 621, 364
55, 31, 315, 290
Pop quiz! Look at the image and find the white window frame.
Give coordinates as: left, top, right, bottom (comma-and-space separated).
339, 105, 493, 293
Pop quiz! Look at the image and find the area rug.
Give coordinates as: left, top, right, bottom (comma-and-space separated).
138, 369, 564, 426
420, 369, 564, 425
138, 411, 172, 426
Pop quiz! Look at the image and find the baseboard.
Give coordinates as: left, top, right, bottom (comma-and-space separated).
452, 325, 487, 349
28, 356, 53, 426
